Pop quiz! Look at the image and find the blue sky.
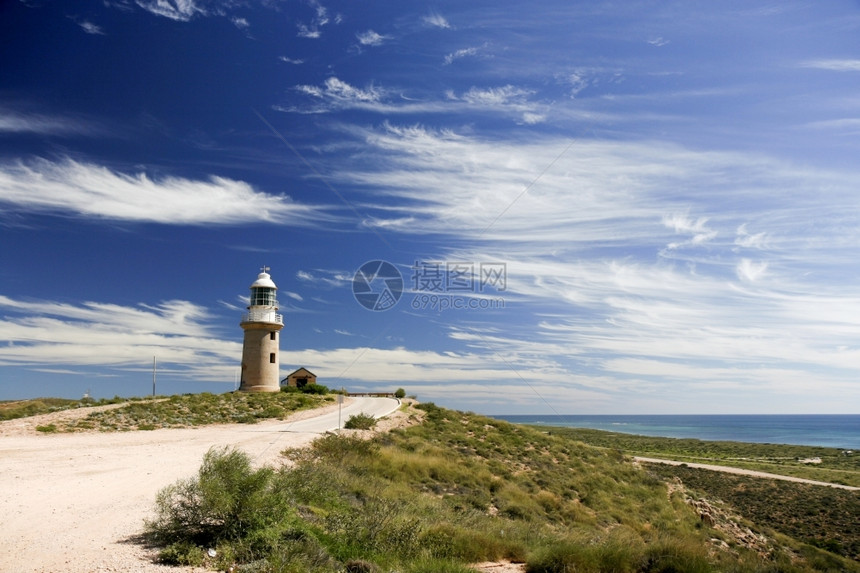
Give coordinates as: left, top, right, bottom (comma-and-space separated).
1, 0, 859, 414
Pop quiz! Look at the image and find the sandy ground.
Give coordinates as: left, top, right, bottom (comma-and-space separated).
0, 399, 398, 573
633, 456, 860, 491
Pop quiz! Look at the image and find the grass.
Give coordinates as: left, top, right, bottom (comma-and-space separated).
146, 402, 860, 572
4, 391, 333, 432
545, 427, 860, 488
0, 395, 132, 421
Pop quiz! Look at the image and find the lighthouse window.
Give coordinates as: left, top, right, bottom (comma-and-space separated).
269, 353, 276, 363
250, 288, 276, 306
270, 332, 277, 341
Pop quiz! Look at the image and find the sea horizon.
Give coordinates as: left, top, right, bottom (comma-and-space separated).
492, 414, 860, 449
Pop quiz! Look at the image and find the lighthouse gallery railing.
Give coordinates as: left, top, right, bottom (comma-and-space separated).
241, 309, 284, 325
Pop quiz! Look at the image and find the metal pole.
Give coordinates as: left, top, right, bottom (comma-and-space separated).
152, 356, 156, 397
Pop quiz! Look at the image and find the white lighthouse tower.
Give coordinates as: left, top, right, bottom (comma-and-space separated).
239, 266, 284, 393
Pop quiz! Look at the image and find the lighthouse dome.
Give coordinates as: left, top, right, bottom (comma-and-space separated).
250, 271, 277, 290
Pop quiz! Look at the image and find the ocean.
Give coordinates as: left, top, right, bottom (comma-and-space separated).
492, 414, 860, 449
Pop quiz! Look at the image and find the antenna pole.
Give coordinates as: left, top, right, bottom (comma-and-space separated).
152, 356, 157, 397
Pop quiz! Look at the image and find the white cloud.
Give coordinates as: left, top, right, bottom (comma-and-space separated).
0, 157, 327, 225
78, 20, 105, 35
0, 109, 101, 136
736, 258, 768, 282
800, 59, 860, 72
444, 45, 484, 65
423, 11, 450, 29
279, 56, 305, 65
647, 37, 669, 47
356, 30, 388, 46
461, 85, 533, 106
297, 23, 321, 38
135, 0, 207, 21
734, 224, 769, 250
0, 295, 239, 380
295, 269, 349, 288
231, 16, 249, 30
520, 112, 546, 125
662, 211, 717, 248
293, 77, 385, 111
296, 0, 331, 38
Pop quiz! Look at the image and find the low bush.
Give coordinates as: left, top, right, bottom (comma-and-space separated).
301, 383, 329, 395
344, 412, 377, 430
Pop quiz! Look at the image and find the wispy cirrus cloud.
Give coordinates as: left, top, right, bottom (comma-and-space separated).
662, 211, 717, 249
296, 0, 332, 38
291, 77, 386, 113
800, 59, 860, 72
75, 19, 105, 35
279, 56, 304, 65
284, 78, 546, 123
0, 157, 328, 225
444, 44, 487, 65
0, 295, 239, 380
423, 11, 451, 29
313, 121, 860, 411
134, 0, 208, 21
0, 108, 103, 136
332, 123, 859, 261
231, 16, 249, 31
356, 30, 389, 46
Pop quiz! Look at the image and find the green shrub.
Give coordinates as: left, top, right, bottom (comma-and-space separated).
145, 447, 284, 548
35, 423, 58, 433
344, 413, 377, 430
157, 541, 206, 566
394, 388, 406, 399
301, 383, 329, 395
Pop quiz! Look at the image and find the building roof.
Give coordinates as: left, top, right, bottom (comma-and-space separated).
286, 367, 316, 378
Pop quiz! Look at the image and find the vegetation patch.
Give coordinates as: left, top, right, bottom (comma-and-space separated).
545, 427, 860, 488
646, 462, 860, 561
8, 392, 333, 433
0, 396, 132, 421
344, 413, 377, 430
146, 402, 859, 572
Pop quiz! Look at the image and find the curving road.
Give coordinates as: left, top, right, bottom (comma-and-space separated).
0, 396, 400, 573
634, 456, 859, 491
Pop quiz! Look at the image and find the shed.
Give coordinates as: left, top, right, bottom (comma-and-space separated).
282, 367, 317, 389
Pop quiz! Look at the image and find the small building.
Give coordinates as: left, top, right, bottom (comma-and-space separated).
282, 367, 317, 389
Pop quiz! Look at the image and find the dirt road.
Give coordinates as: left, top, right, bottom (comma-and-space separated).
0, 397, 399, 573
634, 456, 860, 491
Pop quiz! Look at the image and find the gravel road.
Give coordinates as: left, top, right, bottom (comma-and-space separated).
634, 456, 860, 491
0, 397, 399, 573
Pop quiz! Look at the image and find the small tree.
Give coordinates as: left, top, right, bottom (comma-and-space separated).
394, 388, 406, 399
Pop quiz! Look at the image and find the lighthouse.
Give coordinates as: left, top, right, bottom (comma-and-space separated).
239, 267, 284, 392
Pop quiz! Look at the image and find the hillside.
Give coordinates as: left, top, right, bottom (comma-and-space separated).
147, 401, 859, 572
3, 394, 856, 572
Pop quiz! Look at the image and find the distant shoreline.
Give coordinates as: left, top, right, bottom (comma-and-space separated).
493, 414, 860, 450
